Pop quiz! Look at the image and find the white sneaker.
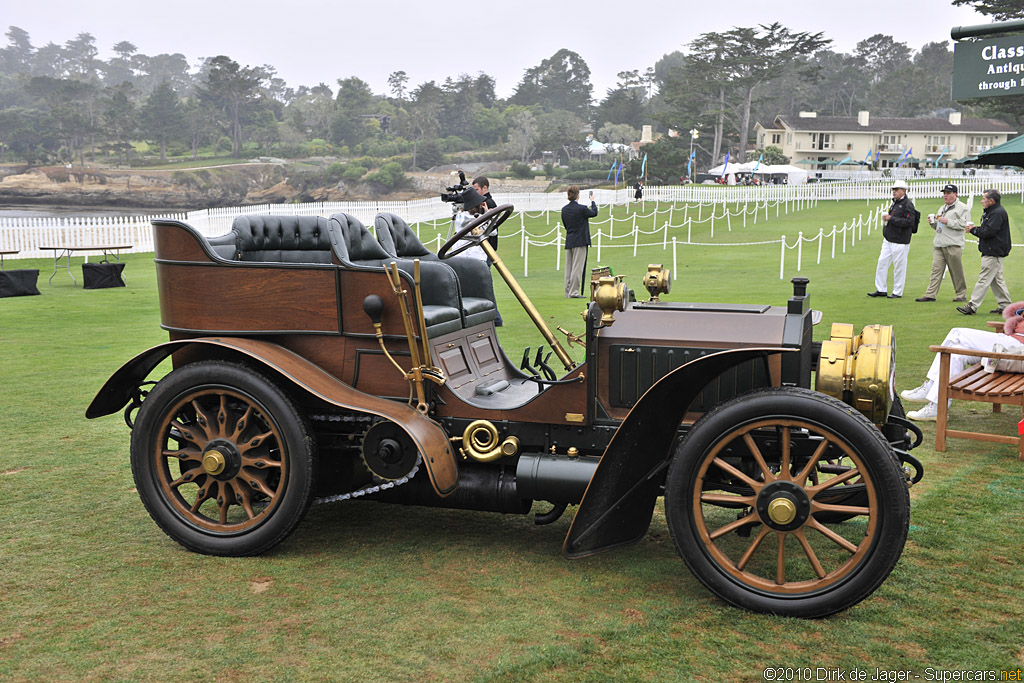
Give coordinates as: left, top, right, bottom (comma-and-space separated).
900, 380, 933, 401
908, 402, 939, 421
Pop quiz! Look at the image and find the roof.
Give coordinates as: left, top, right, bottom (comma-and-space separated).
769, 115, 1014, 134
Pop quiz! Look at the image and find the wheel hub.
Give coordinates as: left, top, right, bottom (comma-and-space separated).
756, 481, 811, 531
202, 449, 227, 475
201, 439, 241, 479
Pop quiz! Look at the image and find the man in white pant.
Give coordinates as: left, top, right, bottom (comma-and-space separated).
868, 179, 917, 299
901, 325, 1022, 420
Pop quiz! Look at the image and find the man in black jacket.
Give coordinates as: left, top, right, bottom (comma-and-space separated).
473, 176, 498, 250
868, 179, 916, 299
957, 188, 1012, 315
561, 186, 598, 298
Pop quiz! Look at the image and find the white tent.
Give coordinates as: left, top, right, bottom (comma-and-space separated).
754, 164, 808, 184
706, 161, 756, 184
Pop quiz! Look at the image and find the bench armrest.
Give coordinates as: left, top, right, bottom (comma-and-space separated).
929, 345, 1024, 362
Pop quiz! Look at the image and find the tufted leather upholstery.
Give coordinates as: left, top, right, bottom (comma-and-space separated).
227, 215, 334, 263
374, 212, 498, 328
330, 213, 463, 337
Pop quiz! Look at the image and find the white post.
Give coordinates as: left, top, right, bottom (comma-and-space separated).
831, 227, 836, 259
780, 235, 786, 280
669, 204, 674, 227
753, 202, 758, 224
698, 203, 702, 222
797, 231, 803, 271
597, 229, 602, 263
520, 227, 525, 258
816, 228, 823, 264
633, 223, 638, 257
673, 236, 678, 278
743, 203, 747, 228
556, 227, 561, 271
726, 207, 732, 232
662, 221, 669, 249
842, 224, 847, 253
524, 238, 529, 277
687, 218, 692, 244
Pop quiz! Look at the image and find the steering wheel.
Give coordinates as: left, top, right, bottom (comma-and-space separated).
438, 204, 513, 259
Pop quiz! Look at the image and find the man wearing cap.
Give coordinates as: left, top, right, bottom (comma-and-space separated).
915, 184, 969, 303
868, 179, 917, 299
957, 188, 1012, 315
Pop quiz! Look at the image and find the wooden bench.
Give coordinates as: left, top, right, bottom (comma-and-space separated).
930, 343, 1024, 460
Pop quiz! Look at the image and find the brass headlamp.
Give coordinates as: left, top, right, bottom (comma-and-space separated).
642, 264, 671, 301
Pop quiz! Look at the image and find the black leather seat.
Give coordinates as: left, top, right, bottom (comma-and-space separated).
375, 212, 498, 328
329, 213, 463, 338
220, 215, 334, 263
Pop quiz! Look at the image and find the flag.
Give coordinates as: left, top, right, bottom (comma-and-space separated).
614, 160, 623, 184
935, 145, 948, 166
752, 153, 763, 173
838, 155, 851, 165
863, 149, 873, 163
874, 149, 881, 162
898, 147, 913, 167
722, 152, 730, 177
641, 153, 648, 177
687, 149, 695, 177
606, 162, 616, 181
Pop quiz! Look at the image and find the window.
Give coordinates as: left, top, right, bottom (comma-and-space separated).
771, 133, 782, 145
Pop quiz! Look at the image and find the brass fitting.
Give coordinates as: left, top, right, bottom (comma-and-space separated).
643, 264, 671, 301
594, 276, 626, 326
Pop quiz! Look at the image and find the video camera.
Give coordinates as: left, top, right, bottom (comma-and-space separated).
440, 170, 470, 204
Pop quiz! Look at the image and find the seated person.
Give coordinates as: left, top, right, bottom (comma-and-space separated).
901, 301, 1024, 421
450, 187, 490, 263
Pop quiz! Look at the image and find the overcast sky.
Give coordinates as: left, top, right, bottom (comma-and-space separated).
4, 0, 992, 98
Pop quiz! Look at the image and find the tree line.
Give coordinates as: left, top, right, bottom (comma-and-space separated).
0, 0, 1019, 185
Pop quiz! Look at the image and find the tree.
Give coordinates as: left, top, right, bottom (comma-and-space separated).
1, 26, 34, 74
855, 34, 911, 85
196, 55, 262, 157
951, 0, 1024, 20
722, 24, 830, 162
139, 81, 186, 161
64, 33, 100, 82
104, 41, 138, 86
751, 145, 789, 165
597, 122, 640, 145
387, 70, 408, 101
510, 49, 592, 118
330, 76, 375, 148
504, 107, 537, 162
536, 110, 585, 162
101, 82, 136, 166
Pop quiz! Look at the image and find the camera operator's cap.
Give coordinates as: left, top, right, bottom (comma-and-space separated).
942, 183, 958, 194
459, 187, 486, 208
891, 179, 909, 190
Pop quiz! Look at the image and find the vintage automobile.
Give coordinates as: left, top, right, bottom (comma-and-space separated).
87, 200, 923, 618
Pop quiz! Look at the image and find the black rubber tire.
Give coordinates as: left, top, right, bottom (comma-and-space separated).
664, 386, 910, 618
130, 361, 316, 556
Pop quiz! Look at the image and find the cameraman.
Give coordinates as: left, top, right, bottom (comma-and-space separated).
451, 186, 490, 262
472, 176, 498, 251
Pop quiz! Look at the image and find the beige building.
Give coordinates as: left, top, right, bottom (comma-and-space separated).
754, 111, 1016, 169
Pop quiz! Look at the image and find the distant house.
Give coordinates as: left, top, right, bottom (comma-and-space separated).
754, 111, 1016, 169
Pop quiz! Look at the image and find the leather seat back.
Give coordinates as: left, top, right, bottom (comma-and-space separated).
229, 215, 333, 263
329, 213, 391, 267
375, 213, 437, 260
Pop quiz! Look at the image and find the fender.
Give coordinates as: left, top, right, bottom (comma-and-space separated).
86, 337, 458, 496
564, 347, 794, 558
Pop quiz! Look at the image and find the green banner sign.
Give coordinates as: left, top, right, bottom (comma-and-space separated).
953, 34, 1024, 100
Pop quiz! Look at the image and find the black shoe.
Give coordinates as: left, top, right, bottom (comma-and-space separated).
888, 294, 902, 299
957, 305, 976, 315
915, 297, 936, 302
867, 291, 887, 297
990, 308, 1005, 314
953, 297, 967, 302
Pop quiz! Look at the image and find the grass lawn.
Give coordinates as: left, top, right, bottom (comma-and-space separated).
2, 197, 1023, 681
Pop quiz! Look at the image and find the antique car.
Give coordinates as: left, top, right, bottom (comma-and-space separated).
87, 200, 923, 618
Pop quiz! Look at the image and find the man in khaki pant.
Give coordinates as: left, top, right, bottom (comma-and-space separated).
915, 183, 968, 303
957, 188, 1012, 315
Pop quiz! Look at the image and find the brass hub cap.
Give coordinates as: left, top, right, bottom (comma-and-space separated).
202, 449, 227, 476
768, 498, 797, 525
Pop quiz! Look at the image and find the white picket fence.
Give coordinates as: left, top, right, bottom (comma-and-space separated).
3, 177, 1023, 259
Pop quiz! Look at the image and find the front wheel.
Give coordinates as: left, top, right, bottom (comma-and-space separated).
130, 361, 316, 556
664, 387, 910, 618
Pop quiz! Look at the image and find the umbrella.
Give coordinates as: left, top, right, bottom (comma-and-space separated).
964, 135, 1024, 166
795, 158, 821, 166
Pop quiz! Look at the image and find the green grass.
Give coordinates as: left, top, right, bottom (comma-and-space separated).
2, 198, 1024, 681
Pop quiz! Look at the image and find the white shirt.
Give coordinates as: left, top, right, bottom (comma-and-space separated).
451, 211, 488, 262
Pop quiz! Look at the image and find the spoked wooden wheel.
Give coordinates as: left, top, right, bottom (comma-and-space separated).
131, 361, 315, 556
665, 387, 909, 618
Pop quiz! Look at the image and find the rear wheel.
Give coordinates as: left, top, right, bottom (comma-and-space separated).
130, 361, 315, 556
665, 387, 909, 618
